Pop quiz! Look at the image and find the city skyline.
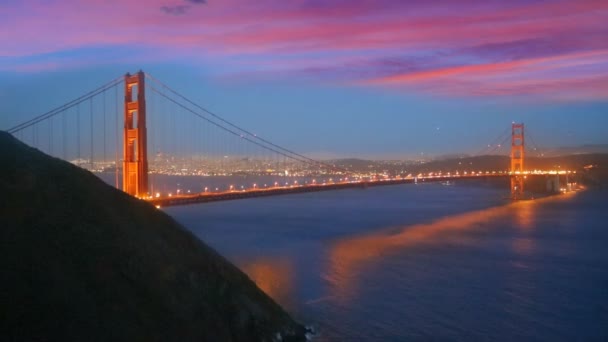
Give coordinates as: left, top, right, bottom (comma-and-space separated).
2, 0, 608, 157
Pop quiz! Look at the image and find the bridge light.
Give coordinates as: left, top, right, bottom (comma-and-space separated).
155, 192, 160, 198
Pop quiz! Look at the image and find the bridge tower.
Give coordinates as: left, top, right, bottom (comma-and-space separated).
510, 123, 525, 200
123, 71, 149, 197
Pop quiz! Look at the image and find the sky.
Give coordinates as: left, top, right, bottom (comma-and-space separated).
1, 0, 607, 158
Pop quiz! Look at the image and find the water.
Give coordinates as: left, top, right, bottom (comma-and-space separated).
164, 181, 608, 341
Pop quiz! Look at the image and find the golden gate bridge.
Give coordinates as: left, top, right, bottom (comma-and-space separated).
6, 71, 573, 207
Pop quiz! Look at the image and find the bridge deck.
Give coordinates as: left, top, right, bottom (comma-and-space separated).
149, 174, 506, 207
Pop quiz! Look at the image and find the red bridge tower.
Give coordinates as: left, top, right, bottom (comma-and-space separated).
510, 123, 525, 200
123, 71, 149, 197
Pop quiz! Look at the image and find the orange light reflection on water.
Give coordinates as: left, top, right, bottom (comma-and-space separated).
513, 199, 536, 229
326, 191, 580, 304
241, 257, 295, 309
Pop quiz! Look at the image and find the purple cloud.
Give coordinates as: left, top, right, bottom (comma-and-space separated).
160, 5, 190, 15
1, 0, 607, 100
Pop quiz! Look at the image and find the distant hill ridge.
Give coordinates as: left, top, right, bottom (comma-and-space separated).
0, 131, 305, 341
329, 154, 608, 174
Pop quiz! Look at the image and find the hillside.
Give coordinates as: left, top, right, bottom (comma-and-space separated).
0, 131, 305, 341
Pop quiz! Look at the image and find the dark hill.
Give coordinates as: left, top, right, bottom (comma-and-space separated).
0, 131, 305, 341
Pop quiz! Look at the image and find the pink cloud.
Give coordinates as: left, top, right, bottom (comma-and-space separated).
1, 0, 607, 100
364, 50, 608, 100
3, 0, 605, 56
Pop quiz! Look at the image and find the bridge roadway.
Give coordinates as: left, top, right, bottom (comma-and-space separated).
148, 174, 508, 207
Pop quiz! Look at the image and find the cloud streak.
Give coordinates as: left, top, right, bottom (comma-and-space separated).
160, 5, 190, 15
0, 0, 607, 100
160, 0, 206, 16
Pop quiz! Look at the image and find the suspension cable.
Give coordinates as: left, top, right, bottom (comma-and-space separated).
145, 72, 348, 173
7, 77, 123, 134
150, 85, 343, 171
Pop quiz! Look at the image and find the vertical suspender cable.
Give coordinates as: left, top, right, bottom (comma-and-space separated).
77, 104, 81, 161
90, 97, 94, 169
62, 110, 67, 159
49, 117, 53, 156
115, 83, 119, 189
103, 89, 106, 163
33, 124, 37, 148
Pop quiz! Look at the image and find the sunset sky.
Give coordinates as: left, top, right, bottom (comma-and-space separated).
1, 0, 607, 158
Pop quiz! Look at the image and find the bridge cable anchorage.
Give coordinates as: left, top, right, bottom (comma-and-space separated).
144, 73, 351, 175
147, 83, 352, 176
7, 77, 123, 134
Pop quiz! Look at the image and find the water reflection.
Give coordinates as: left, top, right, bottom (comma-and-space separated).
511, 237, 535, 256
326, 193, 578, 304
513, 199, 536, 229
511, 199, 537, 256
241, 257, 296, 309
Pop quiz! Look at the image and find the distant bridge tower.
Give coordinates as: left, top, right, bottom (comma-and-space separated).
123, 71, 149, 197
510, 123, 525, 200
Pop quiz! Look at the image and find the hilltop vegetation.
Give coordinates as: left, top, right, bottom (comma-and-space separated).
0, 131, 305, 341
